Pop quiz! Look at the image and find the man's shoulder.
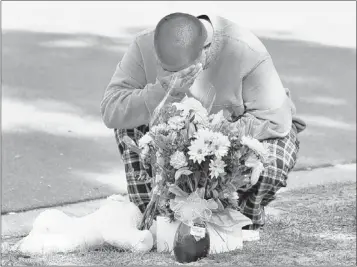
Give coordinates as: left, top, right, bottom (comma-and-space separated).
134, 27, 155, 42
216, 16, 268, 55
131, 28, 156, 55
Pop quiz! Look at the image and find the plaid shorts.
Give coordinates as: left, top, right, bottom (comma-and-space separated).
114, 125, 152, 213
238, 124, 300, 229
115, 124, 300, 224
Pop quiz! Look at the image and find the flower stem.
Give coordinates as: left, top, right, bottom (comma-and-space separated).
186, 176, 194, 193
199, 163, 210, 198
139, 194, 159, 230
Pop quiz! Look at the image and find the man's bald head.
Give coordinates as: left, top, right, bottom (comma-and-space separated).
154, 12, 207, 72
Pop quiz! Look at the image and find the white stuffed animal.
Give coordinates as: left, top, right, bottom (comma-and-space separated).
14, 196, 154, 254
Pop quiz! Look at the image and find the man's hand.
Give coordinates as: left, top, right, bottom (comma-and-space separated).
157, 63, 203, 98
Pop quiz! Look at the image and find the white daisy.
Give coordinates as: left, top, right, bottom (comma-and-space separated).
195, 128, 215, 143
188, 138, 209, 164
209, 158, 227, 178
210, 133, 230, 158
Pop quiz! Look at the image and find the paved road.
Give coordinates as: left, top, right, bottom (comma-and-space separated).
2, 30, 356, 213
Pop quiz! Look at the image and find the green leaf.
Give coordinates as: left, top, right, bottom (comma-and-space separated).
212, 189, 219, 199
250, 162, 264, 185
207, 199, 219, 210
190, 114, 196, 123
231, 176, 250, 189
227, 182, 237, 192
193, 170, 201, 189
196, 187, 205, 199
210, 178, 219, 190
168, 184, 189, 197
186, 176, 194, 192
215, 199, 225, 211
174, 167, 192, 181
194, 170, 201, 179
153, 139, 167, 151
187, 122, 196, 139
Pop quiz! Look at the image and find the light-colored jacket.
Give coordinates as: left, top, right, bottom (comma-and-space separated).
101, 14, 306, 140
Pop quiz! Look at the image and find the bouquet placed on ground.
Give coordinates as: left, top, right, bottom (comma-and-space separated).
123, 88, 274, 232
123, 75, 275, 262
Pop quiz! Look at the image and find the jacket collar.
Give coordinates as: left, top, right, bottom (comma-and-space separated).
196, 13, 229, 69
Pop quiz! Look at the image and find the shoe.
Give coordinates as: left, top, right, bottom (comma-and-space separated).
242, 229, 260, 242
242, 224, 263, 230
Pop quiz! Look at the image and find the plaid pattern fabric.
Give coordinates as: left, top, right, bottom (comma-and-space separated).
238, 124, 300, 229
114, 125, 152, 213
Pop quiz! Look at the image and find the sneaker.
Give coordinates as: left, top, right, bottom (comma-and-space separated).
242, 229, 260, 242
242, 224, 263, 230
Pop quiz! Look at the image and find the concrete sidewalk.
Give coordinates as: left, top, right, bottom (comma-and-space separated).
2, 164, 356, 239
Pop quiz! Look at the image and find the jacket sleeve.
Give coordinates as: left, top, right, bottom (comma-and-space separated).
100, 38, 179, 129
233, 52, 294, 140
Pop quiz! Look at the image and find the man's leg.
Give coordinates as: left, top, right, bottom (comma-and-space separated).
114, 126, 152, 213
238, 125, 300, 230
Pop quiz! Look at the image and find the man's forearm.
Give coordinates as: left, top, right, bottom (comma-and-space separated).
101, 81, 181, 129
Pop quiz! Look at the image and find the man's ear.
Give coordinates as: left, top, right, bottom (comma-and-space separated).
199, 18, 213, 48
200, 21, 209, 46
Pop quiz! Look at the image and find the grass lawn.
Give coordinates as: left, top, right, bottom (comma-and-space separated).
2, 181, 356, 266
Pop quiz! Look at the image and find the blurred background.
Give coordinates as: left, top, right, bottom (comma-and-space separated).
2, 1, 356, 213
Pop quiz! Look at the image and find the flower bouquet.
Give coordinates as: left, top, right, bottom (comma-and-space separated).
123, 77, 273, 263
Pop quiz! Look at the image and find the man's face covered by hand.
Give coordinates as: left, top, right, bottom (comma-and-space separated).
154, 13, 211, 99
154, 13, 209, 73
